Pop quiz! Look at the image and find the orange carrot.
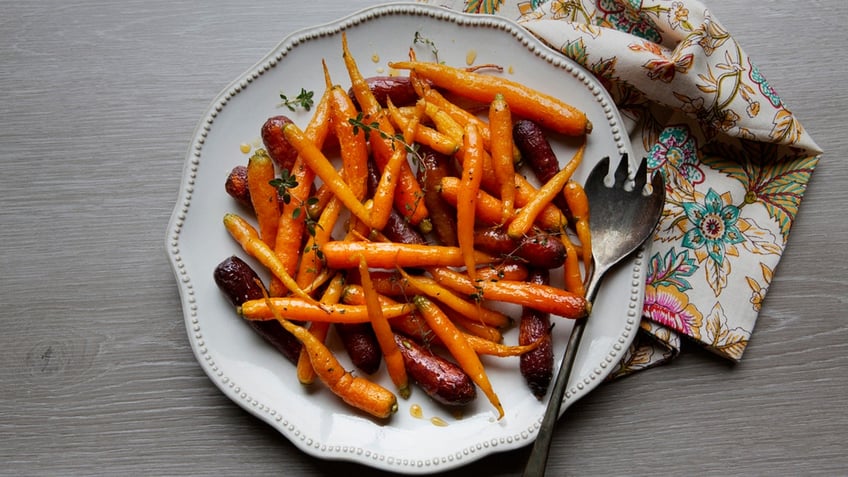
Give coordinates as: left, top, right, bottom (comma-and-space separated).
295, 195, 343, 289
475, 261, 529, 283
396, 268, 511, 328
456, 122, 485, 280
320, 241, 496, 269
389, 60, 591, 136
342, 32, 428, 226
281, 122, 376, 228
440, 176, 567, 232
223, 213, 319, 307
386, 98, 459, 155
329, 83, 369, 201
488, 93, 516, 222
413, 295, 504, 419
239, 297, 413, 323
564, 180, 592, 271
429, 266, 588, 318
271, 85, 333, 297
421, 99, 464, 146
507, 143, 585, 239
369, 99, 423, 231
247, 149, 281, 247
261, 290, 397, 419
296, 273, 346, 385
561, 234, 586, 296
358, 257, 410, 398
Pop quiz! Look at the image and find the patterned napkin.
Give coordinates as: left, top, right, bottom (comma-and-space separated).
420, 0, 822, 375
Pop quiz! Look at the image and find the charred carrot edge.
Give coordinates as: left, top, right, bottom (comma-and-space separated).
396, 268, 511, 328
389, 60, 591, 136
296, 273, 346, 385
428, 266, 588, 319
564, 180, 592, 273
239, 297, 413, 323
508, 143, 586, 239
261, 289, 398, 419
358, 257, 410, 399
413, 295, 504, 420
456, 122, 485, 280
488, 93, 516, 222
320, 241, 497, 270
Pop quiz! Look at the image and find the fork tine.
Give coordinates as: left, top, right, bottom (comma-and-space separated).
633, 157, 648, 191
650, 166, 665, 195
613, 153, 629, 185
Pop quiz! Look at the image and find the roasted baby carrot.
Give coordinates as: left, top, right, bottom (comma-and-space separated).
281, 122, 376, 228
428, 266, 588, 318
247, 149, 281, 247
457, 122, 485, 280
240, 297, 413, 323
507, 142, 585, 239
223, 213, 318, 306
320, 241, 496, 269
386, 98, 458, 155
564, 180, 592, 271
358, 257, 409, 398
296, 273, 346, 385
488, 93, 516, 222
389, 60, 591, 136
395, 269, 511, 328
413, 295, 504, 420
440, 177, 567, 232
342, 32, 429, 226
560, 234, 586, 296
271, 86, 333, 296
261, 291, 398, 419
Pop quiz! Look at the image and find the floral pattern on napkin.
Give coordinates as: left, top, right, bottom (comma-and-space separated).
423, 0, 822, 373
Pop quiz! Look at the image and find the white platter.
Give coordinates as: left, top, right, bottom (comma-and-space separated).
166, 3, 644, 473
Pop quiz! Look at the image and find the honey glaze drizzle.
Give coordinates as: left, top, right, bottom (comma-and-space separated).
409, 403, 457, 427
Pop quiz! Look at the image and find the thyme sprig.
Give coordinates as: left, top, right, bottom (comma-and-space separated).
279, 88, 315, 112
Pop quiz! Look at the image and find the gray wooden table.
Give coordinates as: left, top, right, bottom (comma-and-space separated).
2, 1, 846, 475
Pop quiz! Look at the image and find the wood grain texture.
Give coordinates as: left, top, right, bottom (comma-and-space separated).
1, 1, 845, 475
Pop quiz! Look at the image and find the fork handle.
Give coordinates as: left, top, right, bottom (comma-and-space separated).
522, 265, 605, 477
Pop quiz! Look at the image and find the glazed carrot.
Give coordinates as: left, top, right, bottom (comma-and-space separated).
429, 266, 588, 318
564, 180, 592, 270
457, 122, 485, 280
440, 177, 567, 232
296, 273, 346, 385
261, 291, 398, 419
295, 195, 343, 288
448, 311, 504, 343
271, 86, 333, 297
413, 295, 504, 420
421, 99, 464, 146
358, 257, 410, 398
561, 234, 586, 296
507, 143, 585, 239
281, 122, 376, 228
240, 297, 413, 323
247, 149, 281, 247
488, 93, 516, 222
320, 241, 496, 269
223, 213, 319, 307
389, 60, 591, 136
369, 99, 423, 231
342, 33, 429, 226
386, 98, 459, 155
414, 84, 520, 162
465, 333, 543, 358
396, 268, 511, 328
329, 81, 369, 201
